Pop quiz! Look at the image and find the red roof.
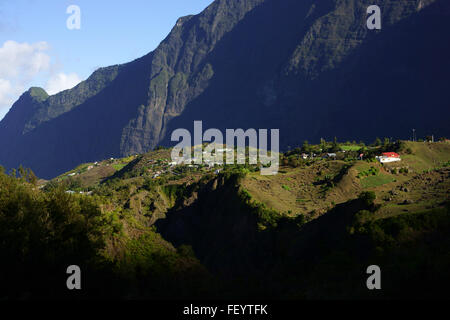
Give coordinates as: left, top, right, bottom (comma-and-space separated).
382, 152, 400, 158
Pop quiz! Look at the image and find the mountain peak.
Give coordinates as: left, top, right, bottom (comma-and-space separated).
27, 87, 49, 102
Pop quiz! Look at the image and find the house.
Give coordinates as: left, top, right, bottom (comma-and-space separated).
377, 152, 401, 163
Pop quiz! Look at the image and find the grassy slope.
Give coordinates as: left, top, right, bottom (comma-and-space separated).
242, 142, 449, 221
400, 141, 450, 172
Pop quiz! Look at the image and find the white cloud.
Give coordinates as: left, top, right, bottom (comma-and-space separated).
0, 40, 50, 80
0, 78, 25, 120
0, 40, 82, 120
0, 78, 12, 105
0, 78, 13, 119
0, 40, 51, 120
45, 72, 81, 95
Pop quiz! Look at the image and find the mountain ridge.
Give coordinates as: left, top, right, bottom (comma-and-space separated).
1, 0, 449, 179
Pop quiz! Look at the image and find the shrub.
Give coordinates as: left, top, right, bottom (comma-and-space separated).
358, 166, 379, 178
359, 191, 377, 207
240, 188, 252, 202
399, 167, 409, 174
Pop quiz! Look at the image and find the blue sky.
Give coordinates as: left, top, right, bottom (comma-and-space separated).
0, 0, 213, 120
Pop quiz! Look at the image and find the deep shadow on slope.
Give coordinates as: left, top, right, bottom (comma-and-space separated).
155, 173, 450, 299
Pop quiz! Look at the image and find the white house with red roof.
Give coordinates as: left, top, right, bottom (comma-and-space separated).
377, 152, 401, 163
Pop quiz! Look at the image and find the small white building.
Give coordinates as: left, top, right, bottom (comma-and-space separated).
377, 152, 401, 163
217, 148, 233, 153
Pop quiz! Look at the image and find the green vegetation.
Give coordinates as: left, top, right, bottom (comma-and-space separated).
361, 174, 395, 188
0, 140, 449, 299
0, 164, 209, 299
358, 191, 376, 207
341, 145, 361, 152
358, 166, 379, 178
112, 163, 127, 171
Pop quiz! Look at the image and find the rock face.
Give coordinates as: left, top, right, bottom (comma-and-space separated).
0, 0, 449, 178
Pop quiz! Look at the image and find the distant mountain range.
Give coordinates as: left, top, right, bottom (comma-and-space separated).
1, 0, 449, 179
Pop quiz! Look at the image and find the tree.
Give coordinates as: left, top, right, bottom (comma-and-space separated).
26, 169, 38, 186
302, 140, 310, 153
320, 138, 327, 151
359, 191, 376, 207
18, 165, 26, 180
329, 137, 340, 152
373, 137, 382, 146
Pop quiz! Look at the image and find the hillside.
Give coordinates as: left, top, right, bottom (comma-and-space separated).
1, 0, 449, 179
1, 140, 448, 299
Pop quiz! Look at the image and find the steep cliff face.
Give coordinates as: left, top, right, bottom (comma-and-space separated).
120, 0, 266, 155
156, 0, 449, 150
0, 0, 449, 178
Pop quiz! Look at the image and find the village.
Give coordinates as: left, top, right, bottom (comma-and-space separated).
51, 137, 450, 196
